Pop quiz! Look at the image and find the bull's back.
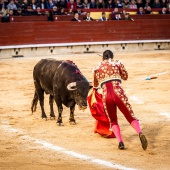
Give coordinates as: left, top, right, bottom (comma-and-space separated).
33, 59, 63, 94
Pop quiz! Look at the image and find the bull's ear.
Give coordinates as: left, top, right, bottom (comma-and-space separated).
67, 82, 77, 91
89, 82, 93, 90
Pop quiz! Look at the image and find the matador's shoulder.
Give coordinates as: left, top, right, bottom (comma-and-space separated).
93, 62, 102, 73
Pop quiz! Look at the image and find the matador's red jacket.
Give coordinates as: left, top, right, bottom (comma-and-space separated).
93, 59, 128, 89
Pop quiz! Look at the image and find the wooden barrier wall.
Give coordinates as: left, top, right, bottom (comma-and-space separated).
0, 19, 170, 46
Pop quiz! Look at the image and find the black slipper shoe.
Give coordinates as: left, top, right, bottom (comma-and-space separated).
139, 133, 148, 150
118, 142, 125, 150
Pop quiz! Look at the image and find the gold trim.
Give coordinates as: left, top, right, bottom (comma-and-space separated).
90, 90, 97, 106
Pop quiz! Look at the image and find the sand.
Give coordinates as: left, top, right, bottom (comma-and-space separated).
0, 50, 170, 170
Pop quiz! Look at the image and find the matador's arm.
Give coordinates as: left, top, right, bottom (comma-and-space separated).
119, 62, 128, 80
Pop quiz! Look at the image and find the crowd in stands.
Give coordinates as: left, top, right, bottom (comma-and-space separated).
0, 0, 170, 22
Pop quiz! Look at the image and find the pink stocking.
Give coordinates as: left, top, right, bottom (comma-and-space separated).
112, 125, 123, 142
131, 120, 142, 134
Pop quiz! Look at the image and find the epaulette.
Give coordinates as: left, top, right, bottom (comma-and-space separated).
93, 62, 102, 72
113, 60, 121, 65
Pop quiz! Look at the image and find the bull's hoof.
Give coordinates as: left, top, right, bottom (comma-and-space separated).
69, 121, 76, 125
50, 113, 56, 118
50, 116, 55, 120
56, 122, 64, 126
42, 117, 48, 121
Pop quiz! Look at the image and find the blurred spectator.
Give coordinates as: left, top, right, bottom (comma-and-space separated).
123, 12, 134, 20
82, 0, 90, 9
0, 0, 7, 10
22, 0, 29, 11
58, 0, 67, 9
37, 0, 47, 9
90, 0, 97, 8
35, 6, 45, 15
14, 7, 24, 15
122, 0, 130, 8
161, 0, 167, 8
136, 0, 144, 8
96, 0, 105, 9
30, 0, 37, 10
75, 6, 86, 15
0, 11, 4, 16
114, 0, 123, 8
144, 0, 152, 9
45, 10, 52, 21
152, 0, 161, 8
1, 10, 10, 22
46, 0, 55, 9
6, 8, 14, 16
51, 5, 60, 15
67, 8, 74, 15
15, 0, 22, 9
167, 7, 170, 13
98, 12, 108, 21
159, 7, 168, 14
71, 12, 81, 21
67, 0, 77, 12
111, 12, 121, 19
145, 6, 153, 14
83, 11, 94, 21
58, 7, 66, 15
75, 0, 83, 8
23, 5, 34, 15
129, 0, 137, 9
167, 0, 170, 8
111, 7, 119, 19
137, 6, 145, 14
105, 0, 114, 9
54, 0, 58, 6
7, 0, 17, 10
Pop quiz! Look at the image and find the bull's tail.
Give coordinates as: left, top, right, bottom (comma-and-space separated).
31, 91, 38, 113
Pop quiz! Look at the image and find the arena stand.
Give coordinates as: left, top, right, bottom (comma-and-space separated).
0, 8, 170, 58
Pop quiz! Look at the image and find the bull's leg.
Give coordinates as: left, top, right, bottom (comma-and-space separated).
34, 81, 47, 119
54, 96, 63, 126
49, 95, 55, 119
56, 105, 63, 126
69, 104, 76, 125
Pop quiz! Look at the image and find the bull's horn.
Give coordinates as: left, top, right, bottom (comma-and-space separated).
67, 82, 77, 91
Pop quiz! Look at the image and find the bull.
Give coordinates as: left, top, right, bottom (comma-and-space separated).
31, 59, 92, 125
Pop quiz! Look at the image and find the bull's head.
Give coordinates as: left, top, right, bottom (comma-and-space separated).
67, 81, 92, 111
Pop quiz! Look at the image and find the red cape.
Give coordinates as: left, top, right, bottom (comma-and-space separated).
87, 90, 115, 138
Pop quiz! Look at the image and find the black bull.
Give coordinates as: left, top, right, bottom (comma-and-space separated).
31, 59, 92, 125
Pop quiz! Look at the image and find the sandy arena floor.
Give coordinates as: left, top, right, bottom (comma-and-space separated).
0, 50, 170, 170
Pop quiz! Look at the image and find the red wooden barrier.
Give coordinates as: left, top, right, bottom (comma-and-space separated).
0, 20, 170, 46
122, 14, 170, 20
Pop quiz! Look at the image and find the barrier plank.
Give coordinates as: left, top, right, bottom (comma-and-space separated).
10, 15, 48, 22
